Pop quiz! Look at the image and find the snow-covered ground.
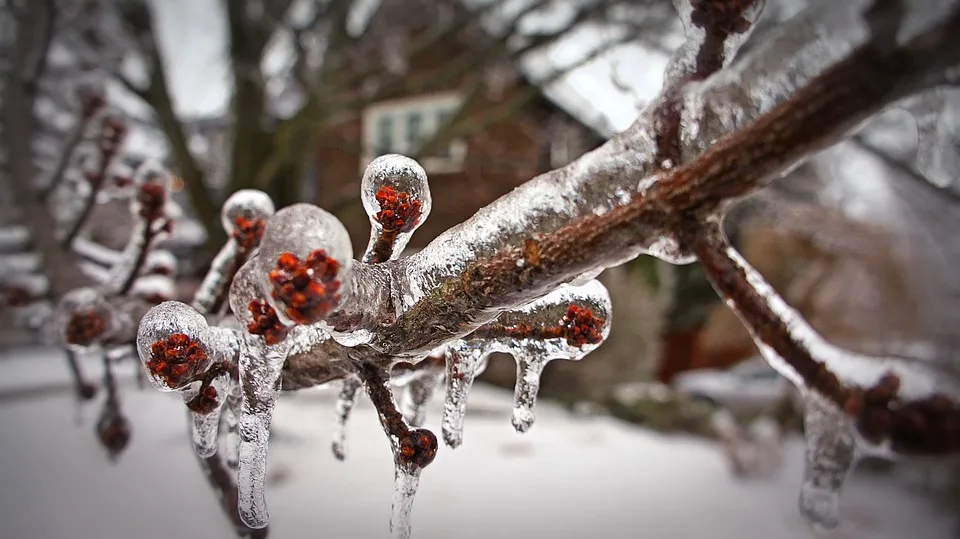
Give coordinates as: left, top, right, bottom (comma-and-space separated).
0, 346, 953, 539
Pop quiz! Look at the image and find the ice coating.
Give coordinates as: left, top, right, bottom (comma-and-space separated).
253, 203, 353, 326
360, 154, 432, 262
391, 465, 421, 539
220, 189, 276, 236
440, 281, 612, 441
441, 341, 493, 448
723, 244, 960, 409
679, 1, 872, 159
489, 280, 611, 432
58, 287, 115, 347
907, 89, 960, 191
799, 391, 857, 531
191, 241, 239, 314
331, 375, 362, 461
664, 0, 766, 85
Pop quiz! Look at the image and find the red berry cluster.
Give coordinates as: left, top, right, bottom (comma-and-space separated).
147, 333, 208, 389
247, 298, 289, 345
269, 250, 342, 324
137, 182, 167, 222
398, 428, 438, 468
374, 186, 422, 233
233, 216, 266, 252
560, 305, 605, 347
186, 384, 220, 415
689, 0, 755, 34
64, 309, 109, 345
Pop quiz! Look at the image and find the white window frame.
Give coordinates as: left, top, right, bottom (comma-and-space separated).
361, 92, 467, 174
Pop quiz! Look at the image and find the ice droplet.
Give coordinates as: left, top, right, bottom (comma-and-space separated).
360, 155, 432, 262
332, 375, 362, 461
441, 342, 490, 448
391, 464, 421, 539
799, 391, 857, 531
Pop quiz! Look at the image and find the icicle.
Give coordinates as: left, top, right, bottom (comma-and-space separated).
332, 375, 362, 461
359, 362, 438, 539
228, 262, 289, 529
511, 352, 549, 433
441, 342, 490, 448
185, 368, 231, 458
223, 379, 242, 469
360, 154, 432, 263
235, 331, 286, 529
799, 391, 857, 531
391, 464, 421, 539
399, 367, 444, 428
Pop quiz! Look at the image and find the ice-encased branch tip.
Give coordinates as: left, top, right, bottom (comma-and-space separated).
361, 154, 432, 264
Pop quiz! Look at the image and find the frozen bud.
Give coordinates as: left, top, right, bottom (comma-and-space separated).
221, 189, 275, 250
255, 204, 352, 325
361, 155, 431, 262
132, 162, 169, 222
136, 301, 215, 391
96, 409, 132, 461
361, 155, 431, 233
397, 428, 438, 468
58, 287, 114, 346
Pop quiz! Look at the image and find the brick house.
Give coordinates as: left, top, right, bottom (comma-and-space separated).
309, 1, 615, 253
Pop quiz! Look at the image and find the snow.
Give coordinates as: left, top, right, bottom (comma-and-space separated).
0, 226, 30, 253
0, 346, 955, 539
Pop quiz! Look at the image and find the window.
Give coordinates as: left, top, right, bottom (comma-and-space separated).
375, 116, 394, 156
362, 92, 466, 174
406, 111, 423, 151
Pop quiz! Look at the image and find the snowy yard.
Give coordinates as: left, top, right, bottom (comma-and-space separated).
0, 346, 953, 539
